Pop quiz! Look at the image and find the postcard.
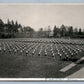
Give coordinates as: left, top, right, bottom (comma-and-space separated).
0, 3, 84, 81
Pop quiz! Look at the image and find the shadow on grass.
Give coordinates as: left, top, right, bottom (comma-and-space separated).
77, 60, 84, 64
62, 58, 78, 62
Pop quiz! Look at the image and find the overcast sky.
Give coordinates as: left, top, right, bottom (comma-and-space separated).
0, 4, 84, 30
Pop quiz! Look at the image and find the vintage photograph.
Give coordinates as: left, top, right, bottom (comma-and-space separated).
0, 4, 84, 79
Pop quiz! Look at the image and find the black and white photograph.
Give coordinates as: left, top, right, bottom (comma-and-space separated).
0, 4, 84, 79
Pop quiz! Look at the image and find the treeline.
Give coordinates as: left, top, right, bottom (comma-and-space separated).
53, 24, 84, 38
0, 19, 34, 38
37, 25, 84, 38
0, 19, 22, 38
0, 18, 84, 38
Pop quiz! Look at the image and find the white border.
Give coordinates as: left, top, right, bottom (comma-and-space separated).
0, 3, 84, 81
0, 78, 84, 81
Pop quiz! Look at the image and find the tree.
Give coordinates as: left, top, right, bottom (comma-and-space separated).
0, 19, 4, 32
11, 20, 14, 26
53, 25, 57, 37
23, 26, 34, 37
47, 26, 51, 38
7, 19, 12, 32
37, 28, 44, 37
74, 28, 78, 35
60, 24, 66, 37
14, 21, 19, 32
78, 28, 82, 35
68, 26, 73, 37
11, 20, 15, 32
18, 24, 22, 28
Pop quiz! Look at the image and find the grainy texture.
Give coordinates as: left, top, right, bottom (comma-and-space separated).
0, 38, 84, 78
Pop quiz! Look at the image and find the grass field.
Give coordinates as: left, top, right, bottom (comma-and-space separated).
0, 38, 84, 78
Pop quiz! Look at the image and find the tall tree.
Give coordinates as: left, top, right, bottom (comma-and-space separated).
47, 26, 51, 37
11, 20, 14, 26
74, 28, 78, 35
0, 19, 4, 32
78, 28, 82, 35
11, 20, 15, 32
60, 24, 66, 37
7, 19, 12, 32
68, 26, 73, 37
14, 21, 19, 32
53, 25, 57, 37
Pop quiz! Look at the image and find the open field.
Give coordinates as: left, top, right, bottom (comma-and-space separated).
0, 38, 84, 78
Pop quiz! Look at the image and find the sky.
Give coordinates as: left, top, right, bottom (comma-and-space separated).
0, 4, 84, 31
